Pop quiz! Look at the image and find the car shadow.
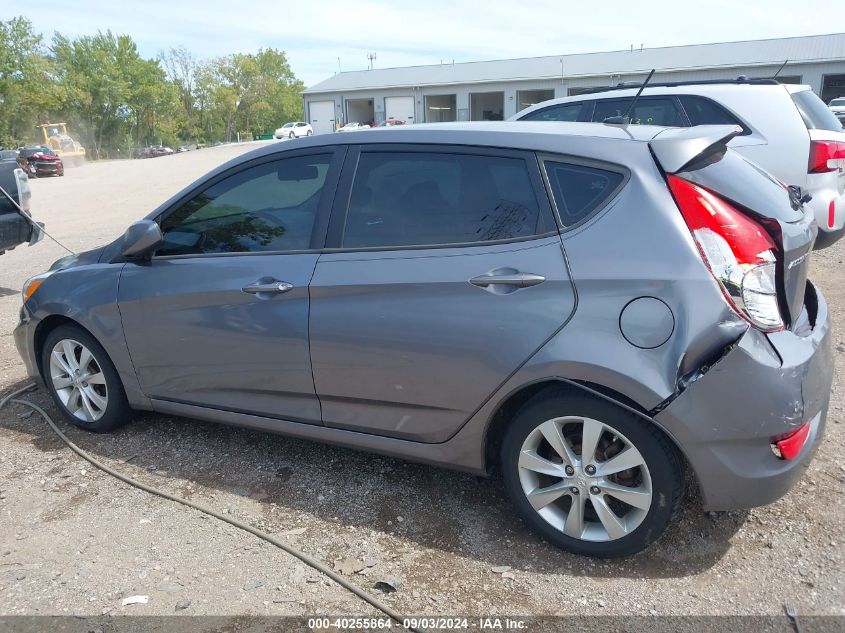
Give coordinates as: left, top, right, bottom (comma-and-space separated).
0, 287, 19, 298
0, 379, 747, 579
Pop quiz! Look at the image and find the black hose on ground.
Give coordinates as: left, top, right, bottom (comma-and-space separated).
0, 384, 423, 632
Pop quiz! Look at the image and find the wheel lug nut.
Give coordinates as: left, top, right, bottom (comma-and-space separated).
590, 486, 601, 495
570, 487, 579, 494
565, 465, 575, 476
585, 465, 596, 475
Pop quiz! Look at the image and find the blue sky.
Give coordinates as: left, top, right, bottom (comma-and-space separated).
5, 0, 839, 87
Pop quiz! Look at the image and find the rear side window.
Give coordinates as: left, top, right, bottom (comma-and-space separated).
520, 102, 584, 122
343, 152, 547, 248
593, 97, 684, 126
792, 90, 844, 131
678, 95, 750, 135
544, 162, 625, 227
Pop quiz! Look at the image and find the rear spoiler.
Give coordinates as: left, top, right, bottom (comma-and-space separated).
650, 125, 743, 174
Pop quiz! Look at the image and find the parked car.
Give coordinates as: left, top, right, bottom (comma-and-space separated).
136, 145, 175, 159
17, 146, 64, 177
337, 122, 370, 132
829, 97, 845, 127
512, 79, 845, 249
379, 118, 406, 127
15, 122, 831, 557
0, 152, 41, 255
275, 122, 313, 139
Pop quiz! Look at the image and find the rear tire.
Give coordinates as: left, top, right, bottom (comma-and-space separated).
306, 130, 313, 136
289, 132, 295, 139
500, 387, 682, 557
41, 325, 132, 432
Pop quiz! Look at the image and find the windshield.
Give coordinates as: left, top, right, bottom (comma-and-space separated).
830, 99, 845, 106
283, 123, 294, 127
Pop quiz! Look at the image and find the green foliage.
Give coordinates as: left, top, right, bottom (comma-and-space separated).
0, 16, 305, 158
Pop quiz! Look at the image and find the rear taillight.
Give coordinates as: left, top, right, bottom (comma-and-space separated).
809, 140, 845, 173
667, 175, 784, 332
771, 421, 811, 460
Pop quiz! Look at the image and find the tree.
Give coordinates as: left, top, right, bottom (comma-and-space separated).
1, 15, 307, 155
0, 17, 53, 147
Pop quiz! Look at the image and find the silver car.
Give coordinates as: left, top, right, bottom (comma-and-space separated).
513, 80, 845, 249
14, 122, 832, 557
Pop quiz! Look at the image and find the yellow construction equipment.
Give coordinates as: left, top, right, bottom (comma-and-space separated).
36, 123, 86, 166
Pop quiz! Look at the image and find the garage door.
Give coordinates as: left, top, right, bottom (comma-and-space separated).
308, 101, 336, 135
385, 96, 415, 124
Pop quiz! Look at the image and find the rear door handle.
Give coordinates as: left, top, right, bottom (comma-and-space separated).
469, 273, 546, 288
242, 281, 294, 295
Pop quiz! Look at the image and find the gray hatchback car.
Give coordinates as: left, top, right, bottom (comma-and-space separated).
15, 122, 833, 557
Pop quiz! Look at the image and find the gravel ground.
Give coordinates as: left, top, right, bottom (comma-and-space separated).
0, 144, 843, 622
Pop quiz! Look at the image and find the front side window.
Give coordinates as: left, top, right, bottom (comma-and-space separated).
521, 102, 584, 122
157, 154, 331, 256
544, 161, 625, 228
593, 97, 684, 126
343, 152, 546, 248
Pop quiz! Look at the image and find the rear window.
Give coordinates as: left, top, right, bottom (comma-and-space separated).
678, 95, 750, 135
544, 161, 625, 228
678, 151, 803, 223
792, 90, 844, 131
520, 102, 584, 122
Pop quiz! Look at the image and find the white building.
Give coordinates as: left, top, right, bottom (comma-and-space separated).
302, 33, 845, 134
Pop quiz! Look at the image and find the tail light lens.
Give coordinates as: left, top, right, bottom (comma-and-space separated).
771, 421, 811, 460
667, 175, 784, 332
809, 140, 845, 173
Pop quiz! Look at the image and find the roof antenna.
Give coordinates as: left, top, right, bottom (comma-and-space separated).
772, 59, 789, 80
604, 68, 655, 124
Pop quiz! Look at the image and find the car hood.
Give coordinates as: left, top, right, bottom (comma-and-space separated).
49, 245, 106, 272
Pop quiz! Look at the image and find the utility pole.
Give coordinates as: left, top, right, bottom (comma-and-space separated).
367, 52, 377, 70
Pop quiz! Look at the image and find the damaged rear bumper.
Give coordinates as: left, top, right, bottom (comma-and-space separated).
655, 281, 833, 510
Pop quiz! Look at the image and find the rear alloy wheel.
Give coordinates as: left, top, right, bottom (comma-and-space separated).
306, 130, 312, 136
289, 132, 295, 139
42, 325, 132, 432
501, 390, 681, 557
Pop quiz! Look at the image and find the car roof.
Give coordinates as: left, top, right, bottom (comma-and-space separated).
257, 121, 667, 151
512, 82, 810, 118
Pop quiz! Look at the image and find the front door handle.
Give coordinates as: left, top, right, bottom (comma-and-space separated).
242, 281, 294, 295
470, 273, 546, 288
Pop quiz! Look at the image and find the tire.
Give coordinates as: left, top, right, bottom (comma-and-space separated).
41, 325, 132, 432
500, 387, 682, 557
289, 132, 295, 139
306, 130, 312, 136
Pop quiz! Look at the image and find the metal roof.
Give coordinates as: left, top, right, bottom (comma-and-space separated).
304, 33, 845, 94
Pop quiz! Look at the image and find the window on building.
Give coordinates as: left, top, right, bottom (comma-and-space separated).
516, 89, 555, 112
425, 94, 457, 122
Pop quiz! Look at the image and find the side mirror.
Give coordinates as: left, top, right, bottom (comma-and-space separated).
120, 220, 163, 258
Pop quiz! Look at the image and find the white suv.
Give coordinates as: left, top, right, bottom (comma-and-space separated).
513, 80, 845, 248
830, 97, 845, 127
274, 121, 313, 139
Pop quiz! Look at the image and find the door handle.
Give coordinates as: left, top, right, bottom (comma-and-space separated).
470, 273, 546, 288
242, 281, 294, 295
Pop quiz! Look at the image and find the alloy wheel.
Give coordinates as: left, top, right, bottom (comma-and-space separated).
49, 339, 109, 423
517, 416, 652, 542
